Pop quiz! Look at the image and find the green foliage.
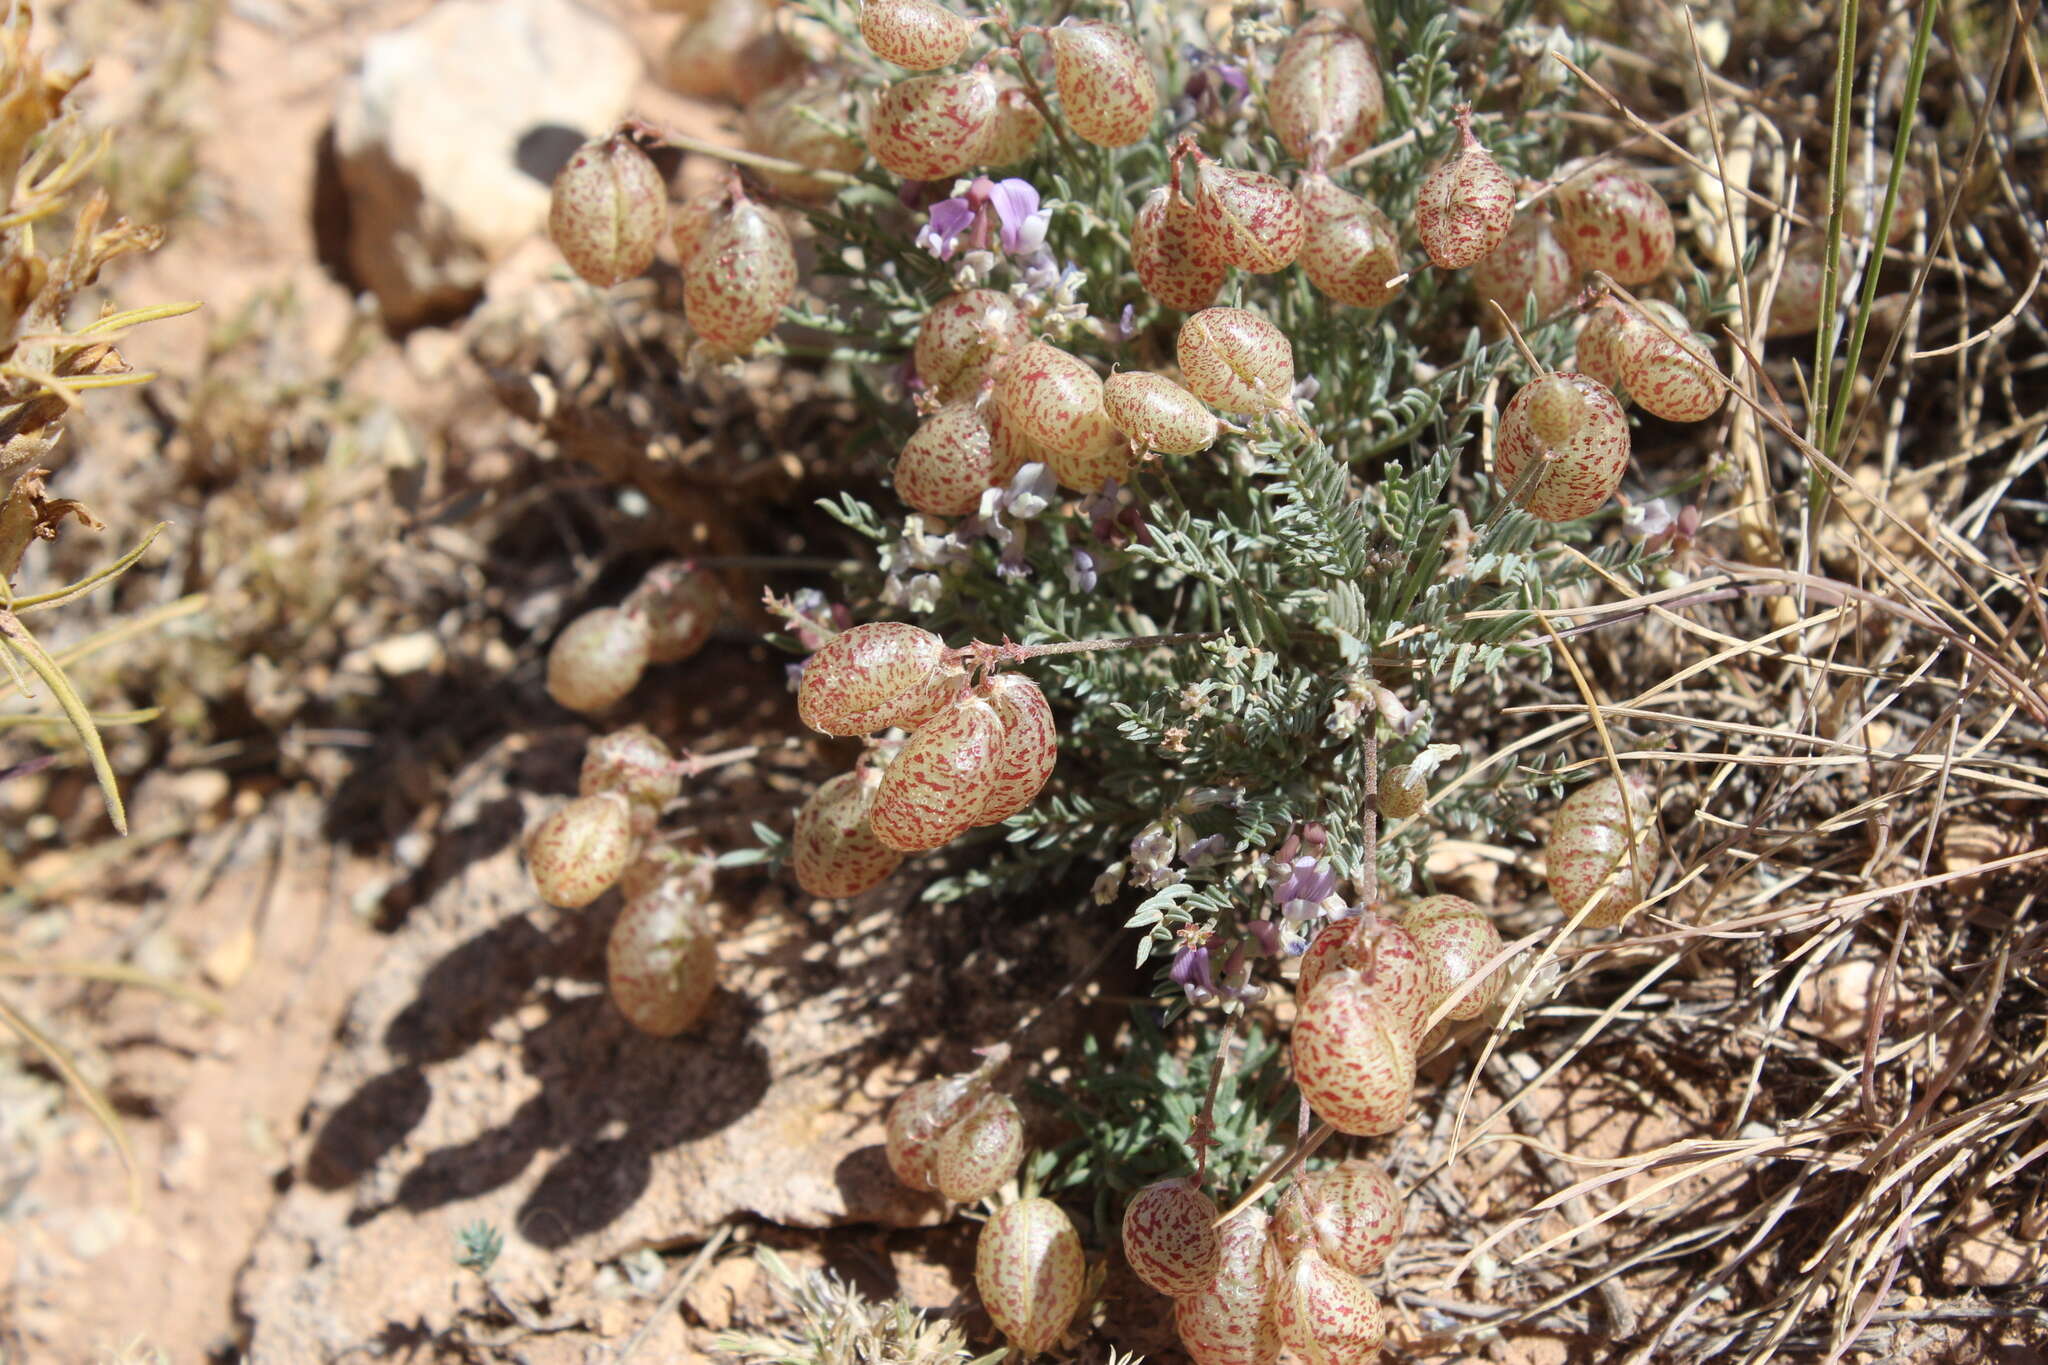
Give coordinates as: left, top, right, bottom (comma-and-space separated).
454, 1220, 504, 1275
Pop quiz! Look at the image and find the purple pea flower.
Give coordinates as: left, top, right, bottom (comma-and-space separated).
1170, 944, 1217, 1004
1066, 547, 1098, 593
918, 177, 1051, 263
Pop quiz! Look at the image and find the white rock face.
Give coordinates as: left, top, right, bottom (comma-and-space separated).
333, 0, 643, 328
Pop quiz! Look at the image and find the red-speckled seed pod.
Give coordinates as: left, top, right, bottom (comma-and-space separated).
1293, 968, 1418, 1136
977, 1198, 1086, 1356
684, 196, 797, 354
1267, 16, 1384, 166
1574, 299, 1632, 394
1273, 1246, 1386, 1365
626, 560, 723, 664
1047, 410, 1135, 492
527, 792, 637, 909
1618, 299, 1722, 423
870, 696, 1004, 851
547, 607, 652, 713
993, 341, 1109, 458
915, 289, 1031, 403
1471, 212, 1577, 323
1494, 371, 1631, 522
1297, 915, 1431, 1041
1193, 156, 1305, 273
1046, 21, 1158, 147
1103, 371, 1220, 455
859, 0, 972, 70
985, 402, 1052, 482
974, 673, 1058, 825
895, 404, 997, 517
1398, 894, 1505, 1023
606, 876, 717, 1036
1296, 174, 1403, 308
983, 71, 1047, 166
1122, 1177, 1221, 1296
549, 133, 668, 287
579, 726, 681, 830
1275, 1160, 1403, 1278
1177, 307, 1296, 414
886, 1071, 983, 1190
1296, 916, 1358, 1004
933, 1091, 1026, 1201
671, 189, 724, 270
1547, 774, 1661, 927
1134, 184, 1227, 313
798, 622, 949, 736
1554, 161, 1673, 285
792, 767, 905, 899
1414, 119, 1515, 270
867, 70, 999, 181
1175, 1209, 1283, 1365
1756, 235, 1829, 338
743, 72, 866, 201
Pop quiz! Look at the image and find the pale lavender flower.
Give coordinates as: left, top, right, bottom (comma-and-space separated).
916, 194, 978, 260
1183, 833, 1229, 867
987, 178, 1051, 256
1170, 944, 1217, 1005
1066, 547, 1098, 592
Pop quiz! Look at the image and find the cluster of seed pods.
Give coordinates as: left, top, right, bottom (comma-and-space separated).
1121, 1160, 1406, 1365
789, 622, 1058, 898
546, 562, 724, 715
884, 1046, 1028, 1202
1292, 898, 1507, 1135
1492, 369, 1633, 522
524, 729, 720, 1036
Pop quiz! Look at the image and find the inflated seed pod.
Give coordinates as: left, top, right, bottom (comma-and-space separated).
977, 1198, 1086, 1356
579, 726, 682, 827
617, 844, 703, 905
1102, 371, 1220, 455
683, 195, 797, 354
1295, 915, 1431, 1041
993, 341, 1109, 458
670, 188, 725, 270
895, 404, 997, 518
985, 402, 1052, 482
974, 673, 1058, 825
732, 26, 807, 106
1046, 410, 1135, 492
1273, 1246, 1386, 1365
1378, 762, 1425, 819
1296, 174, 1403, 308
547, 606, 652, 713
914, 289, 1031, 403
659, 0, 762, 100
792, 766, 905, 899
859, 0, 973, 70
932, 1090, 1026, 1201
1274, 1160, 1403, 1278
867, 70, 999, 181
1292, 967, 1418, 1136
1554, 160, 1673, 285
1471, 212, 1577, 323
1176, 307, 1295, 413
1755, 234, 1829, 338
1617, 299, 1723, 423
606, 876, 718, 1036
626, 560, 723, 664
1046, 21, 1158, 147
549, 133, 668, 287
1296, 916, 1359, 1005
1191, 156, 1306, 273
527, 792, 637, 909
1546, 774, 1661, 927
1414, 118, 1515, 270
1133, 183, 1227, 313
869, 695, 1004, 851
1492, 371, 1631, 522
982, 71, 1047, 166
1175, 1208, 1284, 1365
1122, 1177, 1222, 1296
743, 71, 865, 201
885, 1071, 984, 1190
797, 621, 948, 736
1573, 299, 1633, 394
1397, 894, 1505, 1023
1267, 15, 1384, 166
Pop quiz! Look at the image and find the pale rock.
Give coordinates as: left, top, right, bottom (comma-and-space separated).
333, 0, 644, 328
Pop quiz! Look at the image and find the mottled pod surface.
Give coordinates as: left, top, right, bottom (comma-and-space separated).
1046, 21, 1158, 147
982, 71, 1048, 166
1397, 895, 1505, 1023
1754, 234, 1829, 338
1046, 410, 1135, 492
578, 725, 680, 814
1177, 307, 1296, 413
976, 1198, 1086, 1355
1296, 175, 1403, 308
1573, 300, 1633, 394
791, 767, 904, 899
994, 341, 1111, 458
1134, 184, 1228, 312
1103, 371, 1220, 455
1292, 967, 1419, 1135
1546, 774, 1661, 926
625, 561, 723, 664
885, 1072, 982, 1190
869, 696, 1004, 851
606, 880, 717, 1036
1296, 916, 1431, 1040
1266, 16, 1384, 165
915, 289, 1031, 403
797, 621, 946, 736
859, 0, 972, 70
974, 673, 1058, 825
866, 70, 998, 181
1414, 127, 1515, 270
1471, 213, 1577, 323
895, 404, 997, 517
546, 607, 651, 714
932, 1091, 1026, 1201
1554, 162, 1674, 285
1121, 1177, 1222, 1296
1193, 158, 1306, 273
742, 73, 866, 200
1617, 299, 1723, 423
548, 133, 667, 287
1273, 1247, 1386, 1365
526, 792, 637, 910
1174, 1208, 1283, 1365
683, 197, 797, 354
1493, 371, 1631, 522
1275, 1160, 1403, 1278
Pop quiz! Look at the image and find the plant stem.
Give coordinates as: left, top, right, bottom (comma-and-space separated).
623, 118, 863, 189
1190, 1008, 1240, 1186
